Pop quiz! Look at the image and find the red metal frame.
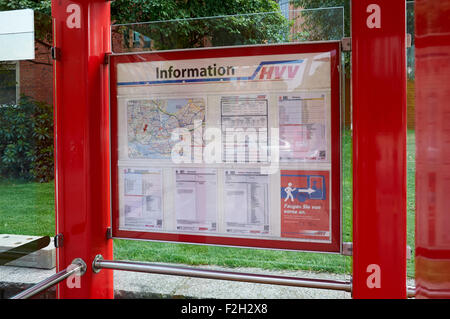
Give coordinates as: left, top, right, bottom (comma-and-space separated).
415, 0, 450, 299
52, 0, 113, 298
109, 42, 342, 253
352, 0, 407, 298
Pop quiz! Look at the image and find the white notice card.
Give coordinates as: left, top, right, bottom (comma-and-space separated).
279, 93, 328, 162
121, 168, 163, 231
221, 96, 268, 163
175, 168, 217, 232
224, 169, 269, 236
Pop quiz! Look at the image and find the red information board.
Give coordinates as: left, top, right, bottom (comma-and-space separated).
109, 42, 341, 252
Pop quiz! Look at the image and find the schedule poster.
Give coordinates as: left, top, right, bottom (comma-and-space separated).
280, 170, 331, 242
221, 95, 268, 163
224, 170, 270, 235
175, 168, 217, 232
121, 168, 163, 231
279, 94, 327, 162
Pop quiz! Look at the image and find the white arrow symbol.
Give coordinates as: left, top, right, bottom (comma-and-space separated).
297, 188, 315, 194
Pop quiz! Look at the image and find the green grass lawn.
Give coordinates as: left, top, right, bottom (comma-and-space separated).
0, 180, 55, 236
406, 130, 416, 278
0, 130, 416, 277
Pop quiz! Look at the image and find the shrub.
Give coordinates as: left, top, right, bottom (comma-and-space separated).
0, 96, 54, 182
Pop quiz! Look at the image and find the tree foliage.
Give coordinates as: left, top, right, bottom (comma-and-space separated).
112, 0, 282, 24
111, 0, 289, 50
0, 0, 50, 15
293, 0, 415, 79
1, 0, 289, 49
0, 97, 54, 182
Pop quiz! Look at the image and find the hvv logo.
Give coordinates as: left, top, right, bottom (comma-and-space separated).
257, 60, 303, 80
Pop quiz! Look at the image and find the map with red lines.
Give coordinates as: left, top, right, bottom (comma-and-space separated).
127, 98, 205, 159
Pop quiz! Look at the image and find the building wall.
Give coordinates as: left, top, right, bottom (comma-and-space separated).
19, 40, 53, 105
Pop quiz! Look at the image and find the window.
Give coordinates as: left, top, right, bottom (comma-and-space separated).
278, 0, 290, 20
133, 31, 140, 48
143, 35, 151, 48
123, 30, 151, 49
0, 62, 18, 105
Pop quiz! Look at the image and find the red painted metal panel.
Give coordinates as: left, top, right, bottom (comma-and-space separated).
52, 0, 113, 298
352, 0, 407, 298
110, 42, 342, 253
415, 0, 450, 299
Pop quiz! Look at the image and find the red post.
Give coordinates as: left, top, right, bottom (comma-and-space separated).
415, 0, 450, 299
351, 0, 407, 298
52, 0, 113, 298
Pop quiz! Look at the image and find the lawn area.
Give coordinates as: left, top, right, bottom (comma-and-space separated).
0, 180, 55, 236
0, 130, 416, 277
406, 130, 416, 278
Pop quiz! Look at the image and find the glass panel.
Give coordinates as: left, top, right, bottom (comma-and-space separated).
1, 6, 350, 298
0, 2, 419, 299
110, 8, 350, 289
111, 7, 345, 53
289, 7, 345, 42
0, 11, 55, 281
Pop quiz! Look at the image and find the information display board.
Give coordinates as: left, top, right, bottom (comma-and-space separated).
110, 42, 341, 252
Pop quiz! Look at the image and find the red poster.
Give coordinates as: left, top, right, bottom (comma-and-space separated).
281, 170, 330, 241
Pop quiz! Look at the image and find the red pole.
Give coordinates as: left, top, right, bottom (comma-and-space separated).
351, 0, 407, 298
415, 0, 450, 299
52, 0, 113, 298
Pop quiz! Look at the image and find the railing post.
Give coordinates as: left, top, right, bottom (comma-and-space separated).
52, 0, 113, 298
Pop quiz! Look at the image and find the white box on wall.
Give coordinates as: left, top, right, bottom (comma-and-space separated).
0, 9, 35, 61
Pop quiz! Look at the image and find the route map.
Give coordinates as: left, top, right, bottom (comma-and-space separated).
127, 98, 205, 159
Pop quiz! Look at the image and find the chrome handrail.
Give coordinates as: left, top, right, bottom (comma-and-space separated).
92, 255, 417, 297
92, 254, 353, 292
10, 258, 87, 299
9, 254, 416, 298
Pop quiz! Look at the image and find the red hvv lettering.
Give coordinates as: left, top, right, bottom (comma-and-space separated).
288, 65, 300, 78
259, 65, 300, 80
274, 66, 286, 79
259, 66, 274, 79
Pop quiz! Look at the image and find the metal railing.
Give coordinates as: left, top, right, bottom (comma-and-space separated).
408, 287, 416, 298
92, 255, 418, 297
92, 254, 352, 292
10, 258, 87, 299
7, 254, 416, 298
